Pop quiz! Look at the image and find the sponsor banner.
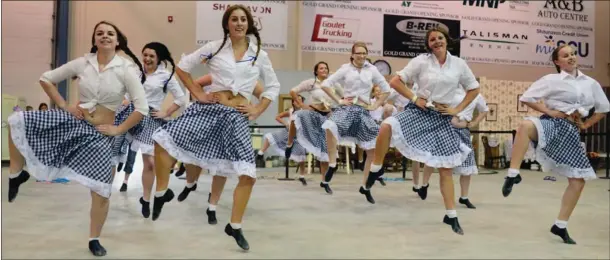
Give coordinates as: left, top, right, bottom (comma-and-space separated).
196, 1, 288, 50
530, 33, 593, 69
300, 1, 383, 55
382, 14, 461, 58
459, 19, 532, 66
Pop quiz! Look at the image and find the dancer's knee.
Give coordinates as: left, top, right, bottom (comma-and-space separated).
238, 175, 256, 186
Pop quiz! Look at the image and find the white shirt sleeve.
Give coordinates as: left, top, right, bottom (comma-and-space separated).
475, 95, 489, 112
177, 41, 219, 73
321, 65, 349, 88
124, 64, 149, 115
40, 57, 86, 84
396, 56, 422, 84
371, 66, 391, 93
167, 76, 187, 107
291, 78, 316, 94
458, 59, 479, 91
256, 51, 281, 102
592, 81, 610, 113
520, 76, 549, 103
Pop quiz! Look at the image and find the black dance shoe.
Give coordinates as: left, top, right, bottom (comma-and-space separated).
359, 186, 375, 204
502, 174, 522, 197
88, 240, 107, 256
8, 170, 30, 202
551, 224, 576, 244
224, 224, 250, 250
443, 215, 464, 235
152, 189, 175, 221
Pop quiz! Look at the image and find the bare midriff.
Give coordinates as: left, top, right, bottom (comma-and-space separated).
212, 90, 249, 108
81, 104, 116, 126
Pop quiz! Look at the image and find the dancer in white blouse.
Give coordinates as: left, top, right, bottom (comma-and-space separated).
7, 21, 148, 256
286, 61, 343, 183
318, 41, 391, 203
115, 42, 187, 219
502, 44, 609, 244
366, 27, 479, 234
151, 5, 280, 251
417, 91, 489, 209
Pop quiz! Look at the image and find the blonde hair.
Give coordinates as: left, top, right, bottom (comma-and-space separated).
350, 41, 368, 62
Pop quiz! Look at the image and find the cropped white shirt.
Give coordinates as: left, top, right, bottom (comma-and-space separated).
520, 70, 610, 117
321, 61, 391, 105
291, 77, 343, 107
127, 64, 186, 111
396, 51, 479, 108
456, 93, 489, 121
177, 37, 280, 102
40, 53, 148, 115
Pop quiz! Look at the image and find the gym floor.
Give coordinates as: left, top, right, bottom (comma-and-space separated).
2, 156, 608, 259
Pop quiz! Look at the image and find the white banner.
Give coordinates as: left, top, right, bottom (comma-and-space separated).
300, 1, 384, 55
196, 1, 288, 50
300, 0, 595, 69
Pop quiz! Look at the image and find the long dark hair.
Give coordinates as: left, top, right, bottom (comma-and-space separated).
208, 5, 262, 66
142, 42, 176, 93
89, 21, 146, 84
551, 44, 571, 73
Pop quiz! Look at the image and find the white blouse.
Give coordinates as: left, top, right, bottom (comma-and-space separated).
177, 37, 280, 102
321, 61, 391, 105
456, 94, 489, 122
40, 53, 149, 115
388, 83, 419, 108
520, 70, 610, 117
396, 51, 479, 108
291, 78, 343, 107
137, 64, 186, 111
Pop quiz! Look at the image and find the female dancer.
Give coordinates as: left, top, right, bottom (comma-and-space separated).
151, 5, 280, 251
286, 61, 342, 189
318, 42, 391, 203
259, 97, 308, 185
366, 27, 480, 234
7, 21, 148, 256
502, 44, 609, 244
416, 91, 489, 209
118, 42, 187, 218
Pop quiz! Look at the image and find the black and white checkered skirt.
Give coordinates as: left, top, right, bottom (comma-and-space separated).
453, 127, 478, 175
130, 114, 166, 156
526, 115, 595, 180
293, 109, 330, 162
152, 102, 255, 178
383, 103, 471, 168
263, 128, 307, 162
8, 110, 115, 198
321, 105, 379, 150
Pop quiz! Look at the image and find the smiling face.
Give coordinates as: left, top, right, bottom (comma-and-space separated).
351, 45, 368, 67
93, 23, 119, 52
316, 62, 329, 79
553, 45, 577, 73
142, 48, 158, 71
227, 8, 249, 39
427, 30, 447, 56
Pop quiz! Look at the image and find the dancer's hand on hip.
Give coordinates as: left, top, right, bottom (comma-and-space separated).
547, 110, 568, 119
65, 105, 84, 120
437, 104, 458, 116
414, 98, 427, 110
237, 104, 263, 121
195, 92, 219, 104
96, 125, 122, 136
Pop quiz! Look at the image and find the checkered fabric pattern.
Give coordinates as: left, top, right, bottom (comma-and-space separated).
384, 103, 471, 169
321, 105, 380, 150
293, 110, 330, 162
527, 115, 596, 180
453, 127, 478, 175
111, 132, 129, 164
264, 128, 307, 162
152, 102, 256, 177
130, 113, 167, 156
7, 110, 115, 198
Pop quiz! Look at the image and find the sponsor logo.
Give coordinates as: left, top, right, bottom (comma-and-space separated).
534, 35, 589, 58
395, 18, 450, 38
212, 3, 273, 14
461, 30, 527, 51
402, 1, 412, 7
507, 0, 529, 12
399, 0, 445, 11
462, 0, 506, 9
538, 0, 588, 22
311, 14, 359, 43
535, 29, 589, 38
